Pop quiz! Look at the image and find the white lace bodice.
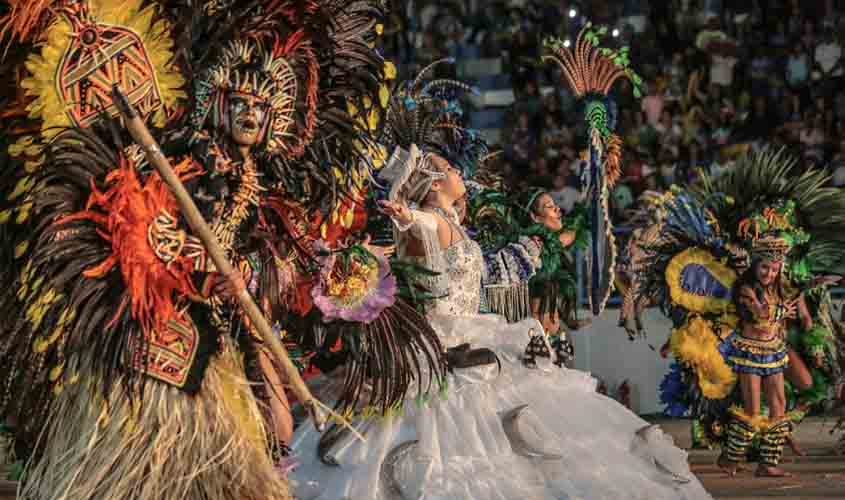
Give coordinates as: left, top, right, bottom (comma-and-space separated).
416, 237, 485, 317
398, 207, 485, 317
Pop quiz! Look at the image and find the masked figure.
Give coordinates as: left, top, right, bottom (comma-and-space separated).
0, 1, 408, 498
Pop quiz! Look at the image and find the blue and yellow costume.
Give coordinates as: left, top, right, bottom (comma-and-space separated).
621, 149, 845, 472
722, 333, 789, 375
724, 278, 792, 376
720, 235, 796, 468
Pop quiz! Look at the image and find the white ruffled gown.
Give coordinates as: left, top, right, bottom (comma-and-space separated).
290, 215, 711, 500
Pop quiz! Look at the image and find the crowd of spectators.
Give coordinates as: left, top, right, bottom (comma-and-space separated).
380, 1, 845, 225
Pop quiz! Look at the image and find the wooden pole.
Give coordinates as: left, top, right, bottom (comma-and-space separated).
110, 84, 325, 430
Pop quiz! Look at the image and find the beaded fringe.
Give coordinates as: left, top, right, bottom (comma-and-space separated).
484, 282, 531, 323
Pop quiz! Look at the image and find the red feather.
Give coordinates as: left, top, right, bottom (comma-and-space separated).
58, 156, 204, 339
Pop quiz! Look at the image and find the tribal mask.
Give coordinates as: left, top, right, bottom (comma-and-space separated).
194, 39, 300, 153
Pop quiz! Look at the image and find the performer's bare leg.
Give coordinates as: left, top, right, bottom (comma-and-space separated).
757, 373, 792, 478
784, 349, 812, 456
259, 349, 294, 444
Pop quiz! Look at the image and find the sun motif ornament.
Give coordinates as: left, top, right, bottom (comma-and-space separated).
18, 0, 184, 146
311, 243, 397, 323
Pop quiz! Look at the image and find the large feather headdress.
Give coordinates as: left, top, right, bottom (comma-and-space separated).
381, 59, 487, 173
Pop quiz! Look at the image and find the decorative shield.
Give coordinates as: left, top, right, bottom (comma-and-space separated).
56, 18, 163, 128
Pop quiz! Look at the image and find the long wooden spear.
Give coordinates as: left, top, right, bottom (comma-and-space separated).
110, 84, 326, 430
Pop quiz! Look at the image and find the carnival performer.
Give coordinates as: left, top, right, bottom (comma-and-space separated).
619, 193, 818, 457
463, 184, 587, 366
717, 237, 809, 477
622, 149, 845, 478
0, 1, 425, 498
516, 188, 588, 366
287, 63, 712, 500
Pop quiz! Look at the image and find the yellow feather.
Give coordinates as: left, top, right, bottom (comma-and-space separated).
15, 240, 29, 258
49, 361, 65, 381
57, 307, 71, 326
384, 61, 397, 80
8, 176, 33, 201
33, 337, 49, 353
356, 115, 368, 131
728, 406, 770, 431
371, 144, 387, 169
34, 326, 64, 353
8, 141, 25, 157
367, 108, 379, 131
379, 84, 390, 108
342, 208, 354, 229
124, 416, 137, 434
0, 209, 11, 224
346, 100, 359, 117
30, 275, 44, 295
15, 203, 32, 224
670, 316, 736, 399
26, 301, 44, 325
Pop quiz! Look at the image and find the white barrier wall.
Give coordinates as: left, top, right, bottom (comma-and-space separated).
569, 308, 675, 415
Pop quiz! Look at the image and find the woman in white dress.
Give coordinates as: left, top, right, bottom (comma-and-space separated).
288, 68, 712, 500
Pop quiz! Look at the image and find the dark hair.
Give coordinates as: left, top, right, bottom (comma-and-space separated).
732, 258, 787, 316
516, 188, 549, 223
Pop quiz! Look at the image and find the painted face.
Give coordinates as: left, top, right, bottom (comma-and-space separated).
532, 193, 562, 231
227, 92, 270, 146
755, 259, 781, 286
430, 155, 466, 200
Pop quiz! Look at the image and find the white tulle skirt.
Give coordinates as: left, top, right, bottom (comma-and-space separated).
290, 314, 712, 500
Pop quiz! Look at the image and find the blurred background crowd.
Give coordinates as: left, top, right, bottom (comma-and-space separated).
378, 0, 845, 226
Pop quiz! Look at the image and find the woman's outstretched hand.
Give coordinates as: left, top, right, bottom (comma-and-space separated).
783, 299, 798, 320
378, 199, 414, 226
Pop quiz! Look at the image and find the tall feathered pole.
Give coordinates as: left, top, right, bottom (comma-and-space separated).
542, 24, 641, 316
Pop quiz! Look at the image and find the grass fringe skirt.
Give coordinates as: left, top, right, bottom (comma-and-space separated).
20, 344, 291, 500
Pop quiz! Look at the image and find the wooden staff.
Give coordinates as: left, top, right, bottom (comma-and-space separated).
110, 84, 326, 430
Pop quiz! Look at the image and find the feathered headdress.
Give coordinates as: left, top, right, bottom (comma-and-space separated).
381, 58, 486, 179
750, 235, 792, 263
378, 144, 445, 207
191, 37, 301, 156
